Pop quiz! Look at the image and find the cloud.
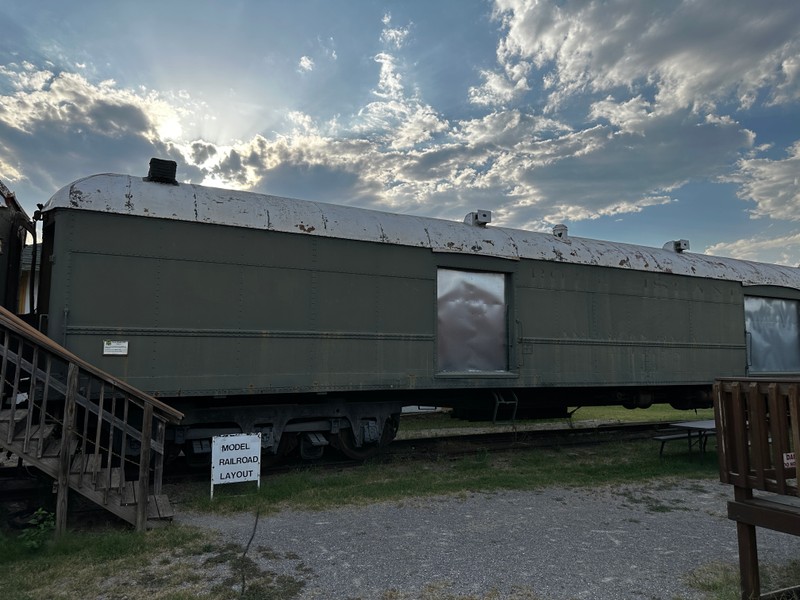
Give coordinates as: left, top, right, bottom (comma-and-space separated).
0, 66, 186, 142
318, 36, 337, 61
706, 231, 800, 266
380, 13, 411, 49
0, 6, 792, 268
589, 96, 653, 134
1, 39, 755, 231
468, 68, 529, 107
0, 65, 187, 198
464, 109, 754, 229
477, 0, 800, 118
189, 140, 217, 166
298, 56, 314, 73
725, 141, 800, 221
371, 52, 405, 100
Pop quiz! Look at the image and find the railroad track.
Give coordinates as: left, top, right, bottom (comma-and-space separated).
388, 419, 674, 458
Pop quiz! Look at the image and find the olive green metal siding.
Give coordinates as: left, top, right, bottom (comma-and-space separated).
514, 262, 746, 386
45, 209, 436, 396
43, 208, 747, 398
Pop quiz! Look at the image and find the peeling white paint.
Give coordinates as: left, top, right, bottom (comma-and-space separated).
45, 173, 800, 290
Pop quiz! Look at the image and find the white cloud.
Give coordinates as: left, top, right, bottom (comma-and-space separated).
298, 56, 315, 73
589, 96, 652, 134
371, 52, 404, 100
320, 37, 337, 61
0, 60, 750, 229
481, 0, 800, 118
725, 141, 800, 221
469, 68, 529, 106
0, 67, 187, 142
456, 110, 571, 148
705, 231, 800, 266
380, 13, 411, 49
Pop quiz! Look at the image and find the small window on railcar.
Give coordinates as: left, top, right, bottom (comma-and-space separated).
744, 296, 800, 373
436, 268, 508, 373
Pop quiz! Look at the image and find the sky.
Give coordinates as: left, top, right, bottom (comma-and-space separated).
1, 0, 799, 264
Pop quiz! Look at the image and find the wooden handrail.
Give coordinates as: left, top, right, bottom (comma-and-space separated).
0, 305, 183, 532
715, 379, 798, 496
0, 305, 182, 423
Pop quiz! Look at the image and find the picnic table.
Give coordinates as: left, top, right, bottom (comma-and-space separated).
654, 419, 716, 456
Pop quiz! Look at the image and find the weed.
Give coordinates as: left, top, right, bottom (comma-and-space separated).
18, 508, 55, 550
686, 560, 800, 600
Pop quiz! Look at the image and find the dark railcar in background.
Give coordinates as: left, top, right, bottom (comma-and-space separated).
10, 160, 800, 459
0, 180, 35, 315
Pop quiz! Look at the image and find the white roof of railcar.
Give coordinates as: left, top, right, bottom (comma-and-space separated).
45, 173, 800, 291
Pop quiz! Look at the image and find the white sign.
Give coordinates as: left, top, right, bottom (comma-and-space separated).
211, 433, 261, 499
784, 452, 796, 469
103, 340, 129, 356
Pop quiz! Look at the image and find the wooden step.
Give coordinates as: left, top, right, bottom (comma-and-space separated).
147, 494, 175, 520
95, 467, 122, 490
42, 437, 78, 459
0, 408, 29, 438
121, 481, 138, 506
118, 483, 174, 521
15, 423, 55, 444
0, 408, 28, 423
70, 452, 101, 477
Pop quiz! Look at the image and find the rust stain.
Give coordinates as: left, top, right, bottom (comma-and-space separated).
296, 223, 316, 233
68, 186, 83, 207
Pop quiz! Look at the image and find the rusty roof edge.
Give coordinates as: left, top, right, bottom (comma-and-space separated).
44, 173, 800, 290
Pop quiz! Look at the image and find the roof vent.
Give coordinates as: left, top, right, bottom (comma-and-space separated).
663, 239, 690, 253
553, 224, 569, 241
464, 210, 492, 227
145, 158, 178, 185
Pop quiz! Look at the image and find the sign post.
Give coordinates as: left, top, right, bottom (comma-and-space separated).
210, 433, 261, 500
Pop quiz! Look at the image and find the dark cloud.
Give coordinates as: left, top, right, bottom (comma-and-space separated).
251, 162, 368, 207
505, 111, 754, 224
87, 100, 151, 136
190, 141, 217, 165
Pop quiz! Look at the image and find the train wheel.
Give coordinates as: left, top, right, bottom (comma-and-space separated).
334, 415, 399, 461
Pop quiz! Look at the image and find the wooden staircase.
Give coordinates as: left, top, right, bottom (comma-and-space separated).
0, 306, 183, 532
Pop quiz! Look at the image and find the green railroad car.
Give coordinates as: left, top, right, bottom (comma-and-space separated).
6, 159, 800, 460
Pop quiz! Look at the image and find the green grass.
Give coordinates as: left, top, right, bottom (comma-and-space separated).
184, 438, 719, 514
0, 525, 309, 600
686, 560, 800, 600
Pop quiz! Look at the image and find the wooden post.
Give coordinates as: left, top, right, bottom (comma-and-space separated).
7, 337, 22, 444
135, 402, 153, 531
56, 363, 79, 536
0, 331, 10, 408
153, 418, 166, 496
734, 486, 760, 600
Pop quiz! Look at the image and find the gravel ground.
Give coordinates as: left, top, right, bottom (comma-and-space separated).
176, 479, 800, 600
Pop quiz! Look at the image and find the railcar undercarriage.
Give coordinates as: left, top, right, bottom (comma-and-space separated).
163, 383, 713, 462
166, 396, 403, 463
